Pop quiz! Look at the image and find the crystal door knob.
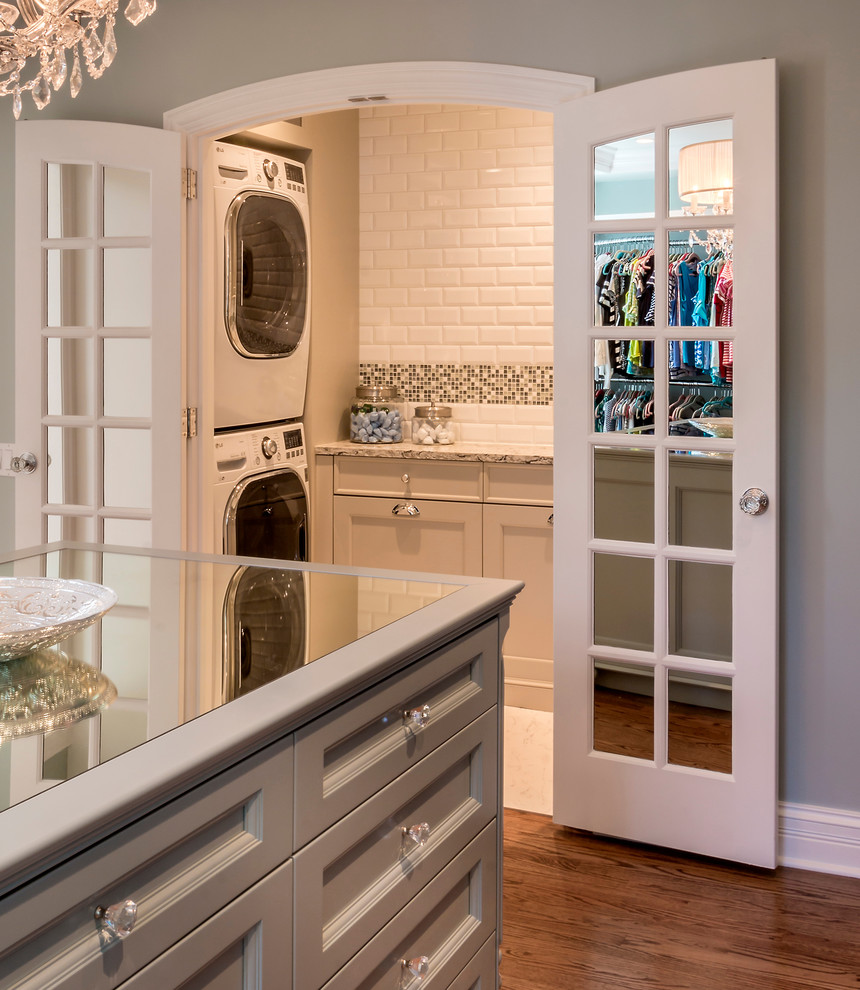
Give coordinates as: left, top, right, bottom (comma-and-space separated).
10, 452, 36, 474
403, 703, 430, 728
401, 955, 430, 983
402, 822, 431, 848
94, 898, 138, 940
739, 488, 769, 515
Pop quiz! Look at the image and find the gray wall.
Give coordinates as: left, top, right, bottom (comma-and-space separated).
1, 0, 857, 814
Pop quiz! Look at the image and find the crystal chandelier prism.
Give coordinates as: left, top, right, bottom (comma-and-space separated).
0, 0, 156, 119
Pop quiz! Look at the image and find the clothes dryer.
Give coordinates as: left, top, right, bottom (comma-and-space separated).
213, 422, 309, 699
211, 141, 311, 429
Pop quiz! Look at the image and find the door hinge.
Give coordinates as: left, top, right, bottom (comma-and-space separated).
182, 168, 197, 200
182, 408, 198, 438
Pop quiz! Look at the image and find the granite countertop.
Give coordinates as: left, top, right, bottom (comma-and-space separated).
315, 440, 554, 465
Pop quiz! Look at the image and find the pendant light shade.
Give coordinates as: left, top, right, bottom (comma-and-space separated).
678, 138, 733, 214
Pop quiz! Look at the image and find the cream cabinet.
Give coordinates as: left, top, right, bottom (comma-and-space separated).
322, 453, 554, 710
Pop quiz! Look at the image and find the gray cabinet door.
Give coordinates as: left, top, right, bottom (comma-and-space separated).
119, 861, 292, 990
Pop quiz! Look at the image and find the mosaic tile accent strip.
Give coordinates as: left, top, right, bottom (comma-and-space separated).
359, 363, 554, 405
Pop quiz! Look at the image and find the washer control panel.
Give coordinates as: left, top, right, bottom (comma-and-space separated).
215, 423, 305, 479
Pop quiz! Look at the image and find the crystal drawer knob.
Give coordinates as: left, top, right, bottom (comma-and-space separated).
402, 822, 431, 848
401, 955, 430, 983
739, 488, 769, 515
94, 898, 138, 940
403, 704, 430, 729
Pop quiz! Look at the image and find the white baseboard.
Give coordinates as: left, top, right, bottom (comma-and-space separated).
779, 802, 860, 877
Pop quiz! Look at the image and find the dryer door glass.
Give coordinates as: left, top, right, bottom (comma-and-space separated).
226, 191, 308, 357
224, 566, 307, 698
230, 471, 308, 561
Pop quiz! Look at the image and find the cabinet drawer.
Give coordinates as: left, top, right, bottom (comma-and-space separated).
334, 457, 483, 501
484, 462, 553, 505
294, 710, 497, 990
319, 822, 496, 990
0, 736, 293, 990
294, 621, 499, 848
450, 935, 498, 990
116, 861, 292, 990
333, 495, 483, 575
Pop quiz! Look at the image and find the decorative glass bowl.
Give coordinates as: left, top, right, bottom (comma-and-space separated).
0, 649, 117, 740
0, 577, 117, 661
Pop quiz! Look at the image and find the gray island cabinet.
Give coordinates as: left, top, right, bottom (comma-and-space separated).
0, 544, 520, 990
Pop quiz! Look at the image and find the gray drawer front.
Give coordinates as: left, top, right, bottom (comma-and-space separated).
294, 622, 498, 847
0, 737, 292, 990
318, 822, 496, 990
117, 860, 293, 990
449, 936, 498, 990
294, 710, 497, 990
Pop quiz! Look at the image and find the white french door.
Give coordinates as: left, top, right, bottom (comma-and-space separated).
553, 61, 779, 866
14, 120, 182, 551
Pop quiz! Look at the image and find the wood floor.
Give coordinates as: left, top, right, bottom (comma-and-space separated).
500, 809, 860, 989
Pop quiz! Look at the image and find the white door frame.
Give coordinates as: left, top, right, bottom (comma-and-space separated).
162, 61, 594, 551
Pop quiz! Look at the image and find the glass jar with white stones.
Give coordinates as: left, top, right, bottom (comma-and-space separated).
412, 399, 455, 445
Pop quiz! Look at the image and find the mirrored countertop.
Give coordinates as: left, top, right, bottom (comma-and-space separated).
0, 543, 505, 819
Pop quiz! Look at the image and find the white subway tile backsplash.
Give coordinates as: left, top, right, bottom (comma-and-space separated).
496, 108, 537, 128
390, 229, 426, 250
407, 171, 443, 191
407, 132, 444, 154
442, 130, 480, 151
360, 230, 391, 251
390, 269, 426, 287
390, 115, 425, 134
442, 208, 479, 228
497, 186, 536, 207
425, 229, 461, 248
359, 104, 555, 433
515, 125, 553, 146
425, 111, 462, 132
426, 268, 461, 286
443, 286, 481, 306
442, 170, 480, 190
408, 286, 444, 307
460, 188, 498, 209
442, 247, 480, 267
460, 149, 498, 170
478, 207, 517, 227
477, 325, 516, 345
375, 211, 408, 231
497, 147, 535, 167
515, 165, 553, 186
461, 266, 500, 286
460, 228, 497, 248
460, 108, 497, 129
442, 325, 480, 344
478, 128, 516, 149
390, 153, 425, 173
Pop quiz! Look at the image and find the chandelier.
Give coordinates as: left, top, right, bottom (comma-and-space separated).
0, 0, 156, 119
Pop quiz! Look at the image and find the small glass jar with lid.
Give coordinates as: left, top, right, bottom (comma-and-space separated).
412, 400, 455, 445
350, 385, 404, 443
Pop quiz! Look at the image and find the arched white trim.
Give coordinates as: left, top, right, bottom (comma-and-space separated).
163, 61, 594, 137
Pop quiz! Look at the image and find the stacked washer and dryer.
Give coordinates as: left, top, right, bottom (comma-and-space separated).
209, 141, 312, 698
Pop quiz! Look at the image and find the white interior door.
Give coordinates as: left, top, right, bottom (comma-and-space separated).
14, 120, 182, 551
553, 60, 779, 866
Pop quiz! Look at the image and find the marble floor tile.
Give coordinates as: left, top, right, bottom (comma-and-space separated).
503, 706, 553, 816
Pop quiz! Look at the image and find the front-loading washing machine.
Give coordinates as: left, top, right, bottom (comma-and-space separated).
213, 422, 309, 699
211, 141, 311, 430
